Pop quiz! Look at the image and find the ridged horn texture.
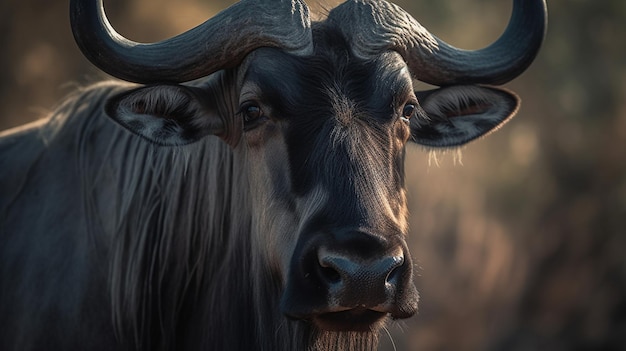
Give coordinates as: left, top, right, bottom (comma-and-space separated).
70, 0, 313, 84
327, 0, 547, 86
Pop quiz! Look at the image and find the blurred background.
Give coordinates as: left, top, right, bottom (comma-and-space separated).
1, 0, 624, 350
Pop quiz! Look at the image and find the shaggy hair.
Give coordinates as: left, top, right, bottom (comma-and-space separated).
2, 81, 384, 351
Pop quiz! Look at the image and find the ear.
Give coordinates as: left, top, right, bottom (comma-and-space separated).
105, 84, 224, 146
410, 85, 519, 148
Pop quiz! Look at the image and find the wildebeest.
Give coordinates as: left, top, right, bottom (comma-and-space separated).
0, 0, 546, 350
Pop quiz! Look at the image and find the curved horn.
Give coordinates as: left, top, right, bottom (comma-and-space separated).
70, 0, 312, 84
327, 0, 547, 86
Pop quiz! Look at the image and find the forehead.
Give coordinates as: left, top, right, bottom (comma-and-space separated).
245, 47, 409, 81
242, 47, 413, 119
241, 47, 412, 198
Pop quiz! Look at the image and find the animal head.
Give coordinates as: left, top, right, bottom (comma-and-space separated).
71, 0, 545, 335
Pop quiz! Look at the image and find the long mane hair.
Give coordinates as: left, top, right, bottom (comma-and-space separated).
36, 81, 382, 350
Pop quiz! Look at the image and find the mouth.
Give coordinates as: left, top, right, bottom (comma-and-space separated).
311, 308, 388, 332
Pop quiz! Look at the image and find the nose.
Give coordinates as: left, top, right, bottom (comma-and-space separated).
316, 246, 405, 309
281, 229, 418, 329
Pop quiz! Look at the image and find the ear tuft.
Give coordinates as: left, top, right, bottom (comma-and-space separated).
411, 85, 519, 147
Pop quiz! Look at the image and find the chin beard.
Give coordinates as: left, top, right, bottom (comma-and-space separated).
309, 329, 381, 351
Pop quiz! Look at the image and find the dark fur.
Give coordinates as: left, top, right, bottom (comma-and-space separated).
0, 23, 413, 351
0, 8, 523, 348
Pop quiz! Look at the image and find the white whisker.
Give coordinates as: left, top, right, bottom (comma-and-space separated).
382, 326, 398, 351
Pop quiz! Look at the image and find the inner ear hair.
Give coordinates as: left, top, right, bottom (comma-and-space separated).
119, 85, 204, 121
419, 85, 519, 120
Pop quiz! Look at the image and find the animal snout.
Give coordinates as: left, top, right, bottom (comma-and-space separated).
281, 229, 418, 331
316, 246, 405, 309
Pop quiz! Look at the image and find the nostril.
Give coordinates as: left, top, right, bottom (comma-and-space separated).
319, 265, 341, 284
318, 254, 353, 285
385, 256, 404, 285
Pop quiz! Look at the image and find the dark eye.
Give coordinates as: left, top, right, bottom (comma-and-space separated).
239, 102, 266, 131
402, 104, 416, 119
243, 104, 262, 123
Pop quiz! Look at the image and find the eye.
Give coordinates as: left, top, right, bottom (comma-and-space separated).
239, 102, 266, 131
243, 104, 262, 122
401, 103, 416, 122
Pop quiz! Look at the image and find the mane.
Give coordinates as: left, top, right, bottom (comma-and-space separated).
40, 81, 244, 349
39, 81, 383, 350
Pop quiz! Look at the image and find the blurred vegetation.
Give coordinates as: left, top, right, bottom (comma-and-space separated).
1, 0, 624, 350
